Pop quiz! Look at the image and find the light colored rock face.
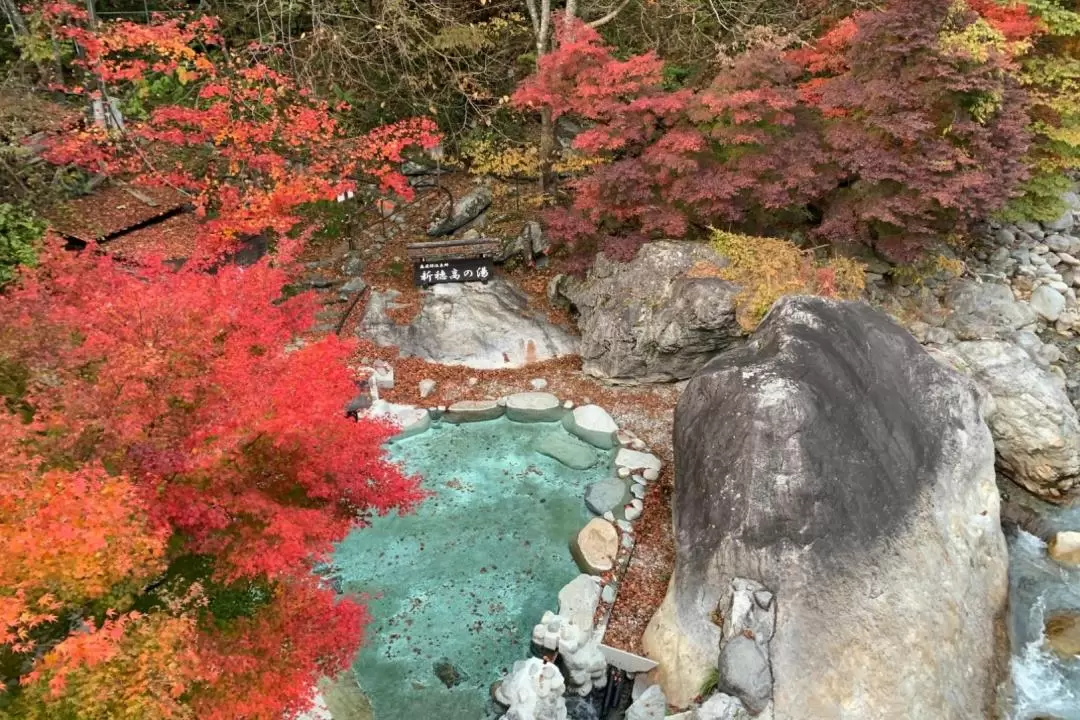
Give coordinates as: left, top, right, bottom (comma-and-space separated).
563, 405, 619, 449
931, 340, 1080, 500
359, 279, 578, 370
506, 392, 565, 423
557, 575, 601, 632
943, 281, 1037, 340
1048, 531, 1080, 566
495, 658, 568, 720
561, 241, 743, 383
643, 297, 1008, 717
571, 519, 618, 575
626, 684, 666, 720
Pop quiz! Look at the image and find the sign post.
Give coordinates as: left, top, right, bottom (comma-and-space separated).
407, 237, 501, 288
414, 257, 493, 287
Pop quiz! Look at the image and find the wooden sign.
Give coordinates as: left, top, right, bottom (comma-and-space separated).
414, 257, 493, 287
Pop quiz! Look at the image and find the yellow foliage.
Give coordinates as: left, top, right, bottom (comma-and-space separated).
711, 230, 865, 330
460, 137, 606, 179
891, 253, 966, 287
940, 9, 1015, 62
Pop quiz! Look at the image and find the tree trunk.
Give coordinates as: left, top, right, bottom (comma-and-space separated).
539, 107, 556, 194
1, 0, 28, 37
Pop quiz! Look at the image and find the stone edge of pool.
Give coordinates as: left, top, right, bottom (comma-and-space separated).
360, 391, 663, 713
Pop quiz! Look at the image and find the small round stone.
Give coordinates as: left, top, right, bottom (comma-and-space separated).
642, 468, 659, 482
617, 467, 631, 479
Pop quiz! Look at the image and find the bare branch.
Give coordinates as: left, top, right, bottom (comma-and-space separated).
587, 0, 631, 28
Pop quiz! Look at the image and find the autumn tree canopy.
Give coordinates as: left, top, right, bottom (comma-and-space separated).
0, 6, 436, 718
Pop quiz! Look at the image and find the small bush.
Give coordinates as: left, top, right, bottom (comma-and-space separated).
712, 230, 865, 330
0, 203, 44, 286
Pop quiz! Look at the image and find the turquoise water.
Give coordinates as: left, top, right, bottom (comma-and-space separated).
332, 417, 613, 720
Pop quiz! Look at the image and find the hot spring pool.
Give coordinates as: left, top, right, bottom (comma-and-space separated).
332, 415, 615, 719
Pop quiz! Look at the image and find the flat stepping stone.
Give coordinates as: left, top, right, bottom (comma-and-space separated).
444, 399, 504, 423
614, 448, 661, 474
534, 431, 598, 470
369, 401, 431, 439
563, 404, 619, 449
570, 518, 618, 575
505, 391, 564, 422
585, 479, 627, 515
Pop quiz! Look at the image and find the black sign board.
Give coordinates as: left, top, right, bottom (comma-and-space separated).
414, 257, 494, 287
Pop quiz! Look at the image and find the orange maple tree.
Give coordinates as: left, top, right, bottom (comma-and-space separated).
0, 6, 436, 717
34, 1, 440, 260
0, 247, 422, 718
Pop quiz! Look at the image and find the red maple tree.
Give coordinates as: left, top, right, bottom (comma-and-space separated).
515, 0, 1032, 263
0, 246, 422, 718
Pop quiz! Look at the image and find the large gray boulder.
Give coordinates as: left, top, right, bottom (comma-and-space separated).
561, 242, 743, 383
931, 340, 1080, 500
427, 185, 492, 236
359, 278, 577, 369
641, 296, 1008, 716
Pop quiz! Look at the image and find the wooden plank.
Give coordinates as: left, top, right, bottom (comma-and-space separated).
406, 238, 500, 262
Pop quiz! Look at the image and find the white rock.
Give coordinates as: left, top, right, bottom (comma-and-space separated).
617, 466, 631, 479
1032, 285, 1067, 322
495, 658, 568, 720
368, 402, 430, 439
371, 360, 395, 390
506, 391, 564, 422
643, 468, 660, 482
531, 378, 549, 390
1059, 252, 1080, 266
631, 484, 646, 499
563, 404, 619, 449
1049, 531, 1080, 566
558, 575, 602, 632
697, 693, 750, 720
615, 448, 662, 474
418, 379, 437, 398
603, 511, 616, 522
625, 498, 644, 522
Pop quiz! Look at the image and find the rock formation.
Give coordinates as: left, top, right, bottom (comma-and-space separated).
559, 241, 743, 383
641, 296, 1008, 717
360, 279, 577, 369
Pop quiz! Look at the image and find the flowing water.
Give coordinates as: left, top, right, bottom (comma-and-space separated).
1007, 496, 1080, 719
331, 417, 613, 720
